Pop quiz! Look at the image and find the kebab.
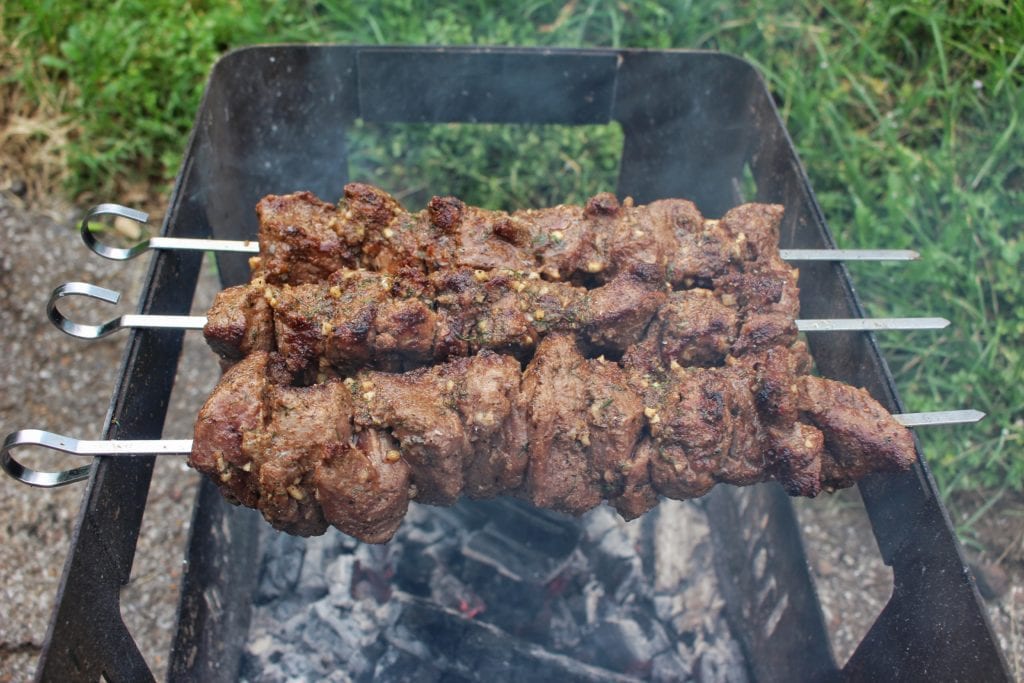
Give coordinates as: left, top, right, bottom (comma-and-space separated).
187, 336, 915, 543
203, 259, 798, 374
9, 189, 966, 536
81, 185, 919, 271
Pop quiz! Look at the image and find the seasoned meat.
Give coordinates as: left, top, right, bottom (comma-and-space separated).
204, 257, 804, 373
457, 352, 529, 499
191, 342, 917, 544
251, 184, 783, 287
648, 289, 738, 366
202, 282, 275, 361
254, 191, 360, 286
314, 429, 410, 544
798, 375, 916, 490
518, 335, 602, 515
189, 188, 916, 545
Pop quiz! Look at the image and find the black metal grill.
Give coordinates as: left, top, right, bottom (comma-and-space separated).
35, 46, 1010, 682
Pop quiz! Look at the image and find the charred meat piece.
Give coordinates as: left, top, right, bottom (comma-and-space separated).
252, 184, 783, 287
798, 375, 916, 491
204, 257, 801, 373
190, 340, 916, 543
205, 265, 675, 372
202, 281, 275, 362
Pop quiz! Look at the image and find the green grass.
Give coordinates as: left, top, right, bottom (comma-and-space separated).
2, 1, 1022, 509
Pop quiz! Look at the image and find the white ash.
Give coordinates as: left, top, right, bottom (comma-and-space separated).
241, 499, 749, 682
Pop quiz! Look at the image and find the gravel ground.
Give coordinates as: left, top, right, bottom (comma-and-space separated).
0, 192, 216, 682
0, 193, 1019, 681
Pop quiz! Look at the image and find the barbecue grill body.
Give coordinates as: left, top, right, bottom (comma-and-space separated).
34, 46, 1010, 682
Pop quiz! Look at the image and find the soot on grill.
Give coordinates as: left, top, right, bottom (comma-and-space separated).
241, 498, 749, 682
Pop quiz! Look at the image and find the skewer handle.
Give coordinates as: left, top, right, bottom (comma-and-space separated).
1, 429, 192, 487
47, 282, 207, 339
81, 203, 258, 260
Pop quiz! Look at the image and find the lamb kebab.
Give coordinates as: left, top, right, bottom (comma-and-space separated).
204, 260, 797, 374
189, 336, 915, 543
250, 185, 811, 286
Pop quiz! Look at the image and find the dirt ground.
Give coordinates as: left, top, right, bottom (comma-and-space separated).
0, 191, 1020, 681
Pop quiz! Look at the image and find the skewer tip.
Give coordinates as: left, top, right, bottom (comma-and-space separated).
894, 410, 986, 427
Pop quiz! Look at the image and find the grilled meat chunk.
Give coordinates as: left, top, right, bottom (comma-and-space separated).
251, 184, 784, 287
204, 258, 804, 373
205, 264, 677, 372
798, 375, 916, 490
190, 339, 916, 542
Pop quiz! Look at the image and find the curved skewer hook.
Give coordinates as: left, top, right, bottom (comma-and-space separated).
3, 430, 96, 487
80, 203, 152, 260
47, 282, 125, 339
47, 282, 206, 339
80, 203, 260, 260
1, 429, 192, 487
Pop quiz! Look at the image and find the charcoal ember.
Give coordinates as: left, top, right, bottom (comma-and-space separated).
325, 554, 357, 608
351, 542, 398, 603
243, 498, 749, 681
461, 500, 581, 584
255, 532, 305, 605
295, 534, 336, 599
573, 612, 671, 676
372, 647, 448, 682
587, 518, 647, 604
430, 572, 486, 618
385, 592, 637, 683
651, 647, 697, 682
694, 635, 750, 683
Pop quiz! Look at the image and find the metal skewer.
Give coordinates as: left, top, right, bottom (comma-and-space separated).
82, 203, 919, 262
2, 408, 987, 488
47, 282, 950, 339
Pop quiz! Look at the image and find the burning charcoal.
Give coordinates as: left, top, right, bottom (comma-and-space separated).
295, 534, 335, 599
351, 543, 398, 603
244, 478, 751, 680
651, 647, 697, 682
255, 532, 305, 604
653, 501, 711, 592
461, 500, 580, 584
589, 522, 646, 603
694, 637, 750, 683
324, 554, 357, 608
430, 572, 486, 619
385, 592, 638, 682
546, 599, 584, 650
573, 613, 671, 676
372, 647, 447, 682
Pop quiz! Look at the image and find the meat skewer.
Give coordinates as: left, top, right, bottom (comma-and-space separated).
2, 407, 983, 488
80, 191, 918, 270
3, 339, 981, 540
119, 338, 918, 541
46, 279, 951, 355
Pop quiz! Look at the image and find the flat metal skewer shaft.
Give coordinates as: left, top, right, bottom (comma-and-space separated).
1, 408, 986, 487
